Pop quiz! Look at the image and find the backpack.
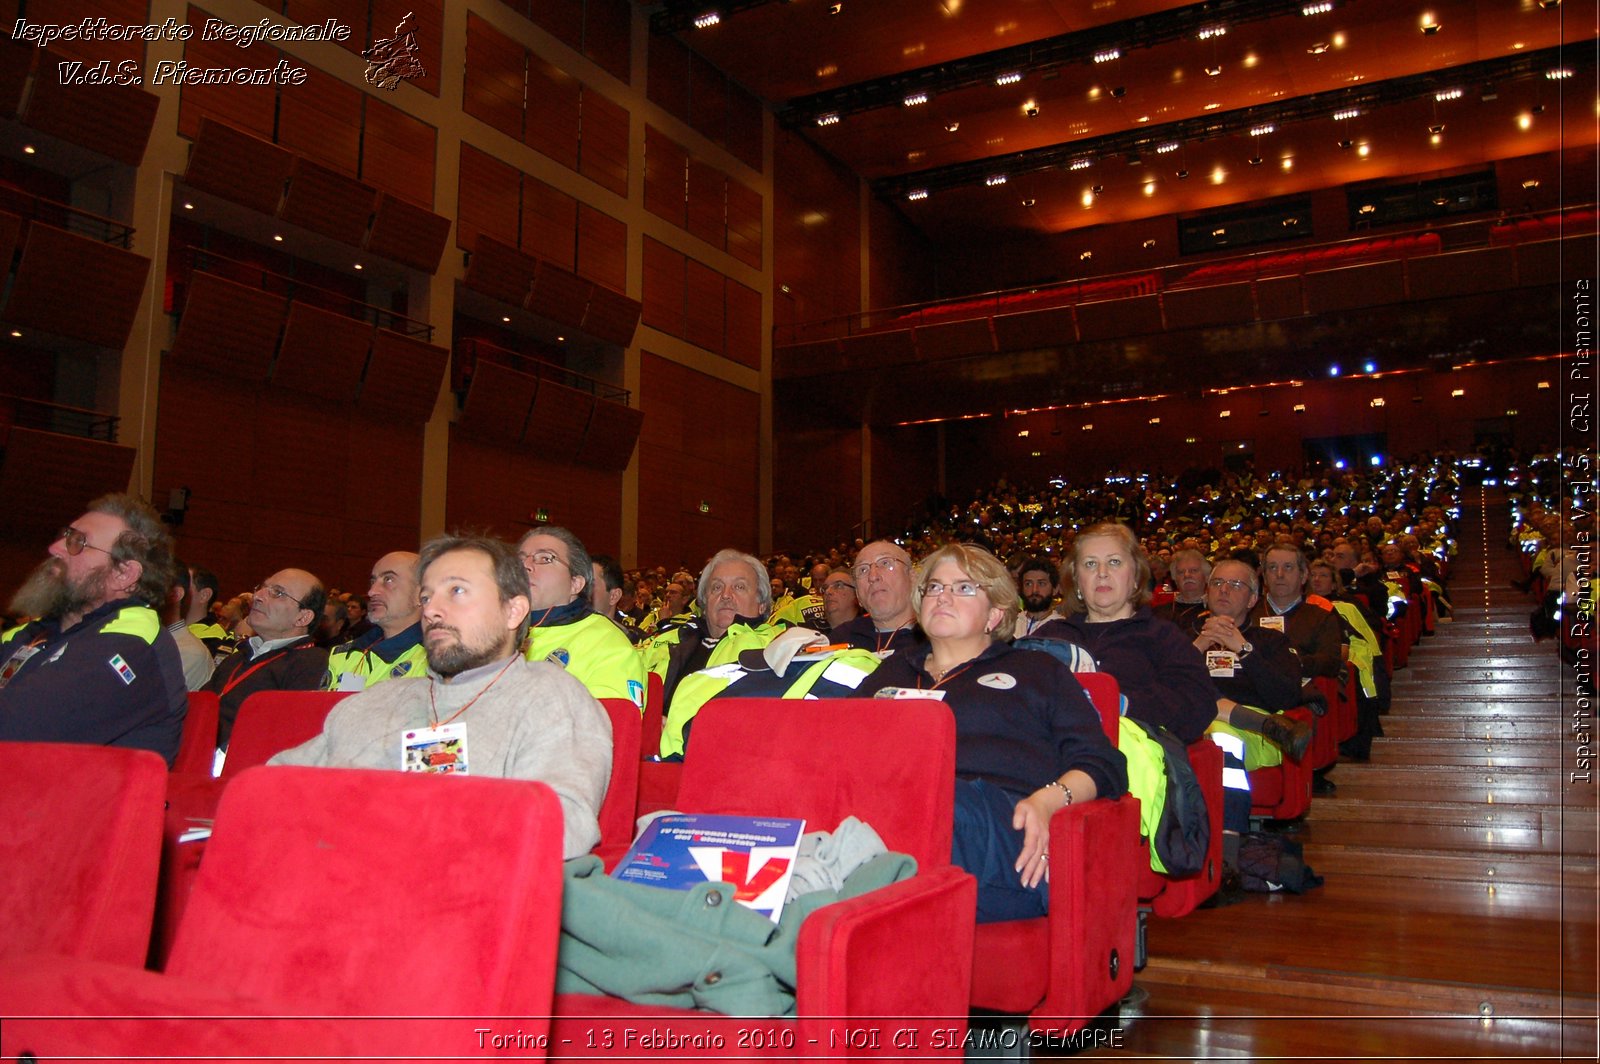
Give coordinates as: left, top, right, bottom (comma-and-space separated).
1122, 718, 1211, 878
1236, 830, 1324, 894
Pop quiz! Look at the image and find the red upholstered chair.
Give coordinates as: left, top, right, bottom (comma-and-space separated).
3, 766, 568, 1059
595, 698, 642, 868
966, 672, 1143, 1034
1247, 705, 1315, 822
153, 689, 352, 968
172, 691, 218, 775
552, 697, 978, 1057
1070, 672, 1222, 953
641, 669, 665, 754
0, 743, 166, 967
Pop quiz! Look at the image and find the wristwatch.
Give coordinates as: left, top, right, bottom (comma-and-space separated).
1238, 640, 1254, 659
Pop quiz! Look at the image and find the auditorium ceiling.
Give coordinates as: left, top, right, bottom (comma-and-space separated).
657, 0, 1593, 241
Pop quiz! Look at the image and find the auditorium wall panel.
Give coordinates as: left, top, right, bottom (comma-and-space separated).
361, 96, 437, 210
464, 13, 527, 142
457, 142, 521, 252
444, 428, 623, 556
521, 175, 578, 268
772, 422, 861, 554
276, 65, 362, 177
638, 352, 759, 565
773, 129, 861, 330
153, 362, 424, 596
577, 205, 627, 294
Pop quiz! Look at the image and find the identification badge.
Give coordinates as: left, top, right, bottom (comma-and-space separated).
401, 722, 469, 774
0, 642, 43, 688
337, 672, 367, 692
1258, 615, 1285, 633
1206, 649, 1239, 677
871, 686, 947, 700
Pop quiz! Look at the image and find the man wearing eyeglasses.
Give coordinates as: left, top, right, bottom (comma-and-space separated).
0, 495, 188, 765
830, 541, 921, 656
204, 567, 330, 750
517, 527, 645, 709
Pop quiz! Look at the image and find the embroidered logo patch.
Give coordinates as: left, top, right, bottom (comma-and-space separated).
976, 672, 1016, 690
547, 648, 571, 667
627, 678, 645, 707
391, 661, 413, 678
108, 654, 136, 685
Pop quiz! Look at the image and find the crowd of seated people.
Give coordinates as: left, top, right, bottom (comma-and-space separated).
11, 448, 1564, 1022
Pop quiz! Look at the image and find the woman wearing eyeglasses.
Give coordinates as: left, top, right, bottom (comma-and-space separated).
854, 543, 1126, 922
1033, 522, 1215, 745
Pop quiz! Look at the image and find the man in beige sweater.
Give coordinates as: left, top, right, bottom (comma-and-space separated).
272, 534, 612, 859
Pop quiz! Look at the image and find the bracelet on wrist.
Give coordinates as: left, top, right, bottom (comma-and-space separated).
1045, 780, 1073, 807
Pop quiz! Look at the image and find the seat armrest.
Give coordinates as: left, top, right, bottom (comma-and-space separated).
795, 867, 975, 1057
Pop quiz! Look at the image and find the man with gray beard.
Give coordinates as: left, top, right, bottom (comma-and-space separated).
0, 495, 187, 765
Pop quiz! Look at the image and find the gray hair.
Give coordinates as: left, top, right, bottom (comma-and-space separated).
522, 526, 592, 598
697, 549, 772, 615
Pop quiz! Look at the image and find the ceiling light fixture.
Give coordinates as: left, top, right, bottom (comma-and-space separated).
1307, 42, 1330, 54
1143, 239, 1157, 248
1249, 123, 1275, 136
501, 316, 512, 323
1204, 64, 1222, 76
1093, 49, 1122, 64
1338, 138, 1353, 149
816, 112, 840, 126
1197, 26, 1227, 40
1302, 1, 1333, 14
1420, 14, 1440, 34
1429, 123, 1445, 134
1021, 197, 1035, 207
273, 234, 284, 242
1332, 108, 1360, 121
985, 173, 1008, 186
1080, 250, 1093, 260
692, 12, 721, 29
907, 188, 929, 201
944, 120, 959, 132
1024, 102, 1040, 117
1546, 68, 1574, 79
1522, 178, 1541, 189
1091, 184, 1104, 195
995, 71, 1022, 86
1248, 155, 1263, 166
1155, 142, 1180, 154
1435, 88, 1463, 101
1357, 142, 1371, 156
22, 145, 36, 154
1069, 158, 1092, 170
902, 92, 930, 106
1175, 168, 1189, 179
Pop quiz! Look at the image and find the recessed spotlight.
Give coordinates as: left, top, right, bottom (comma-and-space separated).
1332, 108, 1360, 121
1522, 179, 1541, 189
1212, 227, 1227, 237
1069, 158, 1093, 170
8, 330, 20, 338
1143, 181, 1156, 195
1357, 142, 1370, 157
1451, 388, 1465, 397
1518, 112, 1534, 130
1148, 416, 1161, 424
1197, 25, 1227, 40
1329, 364, 1341, 376
353, 263, 363, 270
556, 336, 565, 342
1210, 165, 1226, 184
1420, 14, 1440, 34
1301, 1, 1333, 14
1081, 189, 1096, 207
1020, 197, 1036, 207
1024, 102, 1040, 117
1204, 65, 1222, 77
1546, 68, 1574, 80
1156, 142, 1180, 154
1143, 239, 1157, 248
1249, 124, 1275, 137
273, 234, 284, 242
1358, 203, 1376, 214
1281, 156, 1295, 171
183, 202, 194, 210
944, 121, 960, 132
1539, 0, 1561, 8
22, 145, 36, 155
1435, 88, 1463, 101
1363, 361, 1377, 373
1219, 410, 1232, 418
1203, 101, 1221, 111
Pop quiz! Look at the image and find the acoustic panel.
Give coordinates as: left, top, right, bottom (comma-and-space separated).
167, 272, 288, 383
0, 428, 135, 538
464, 236, 539, 307
3, 224, 151, 350
523, 377, 594, 461
360, 96, 437, 210
526, 263, 593, 332
581, 285, 642, 348
274, 302, 373, 402
578, 87, 629, 197
1254, 275, 1304, 321
459, 359, 538, 443
362, 330, 448, 424
279, 158, 378, 248
0, 38, 35, 117
577, 397, 644, 472
1076, 293, 1162, 342
21, 64, 157, 167
992, 306, 1077, 353
914, 318, 996, 360
457, 143, 520, 253
366, 193, 451, 274
183, 120, 294, 216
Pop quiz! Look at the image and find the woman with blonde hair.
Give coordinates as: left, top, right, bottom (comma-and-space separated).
1035, 522, 1214, 743
854, 542, 1126, 922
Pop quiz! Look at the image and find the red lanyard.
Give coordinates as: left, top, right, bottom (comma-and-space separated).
429, 656, 518, 728
919, 659, 978, 691
219, 645, 309, 698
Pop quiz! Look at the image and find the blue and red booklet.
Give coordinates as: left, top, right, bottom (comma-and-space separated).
611, 813, 806, 922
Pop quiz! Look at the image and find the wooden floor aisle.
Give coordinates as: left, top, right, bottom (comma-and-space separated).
1092, 488, 1599, 1061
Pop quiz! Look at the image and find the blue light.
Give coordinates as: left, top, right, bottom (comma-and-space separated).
1334, 459, 1347, 469
1363, 361, 1376, 373
1370, 455, 1383, 466
1329, 364, 1341, 376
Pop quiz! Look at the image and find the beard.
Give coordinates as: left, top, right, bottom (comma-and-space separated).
425, 623, 514, 678
1021, 592, 1055, 614
9, 558, 107, 622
